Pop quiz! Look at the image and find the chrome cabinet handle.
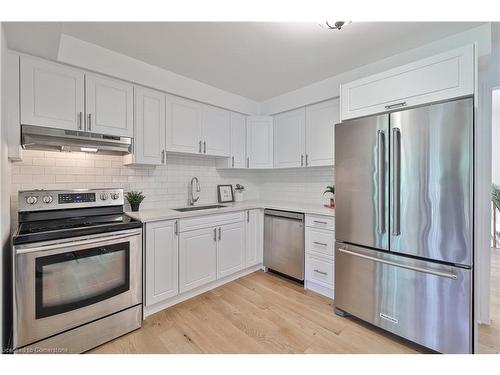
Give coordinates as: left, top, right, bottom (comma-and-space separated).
247, 211, 250, 222
338, 247, 457, 279
78, 112, 83, 130
313, 220, 328, 225
213, 228, 217, 242
199, 141, 202, 153
313, 241, 328, 247
385, 102, 407, 110
87, 113, 92, 131
174, 221, 178, 236
301, 154, 304, 167
203, 141, 206, 154
218, 227, 221, 241
305, 154, 309, 166
246, 157, 249, 168
392, 127, 401, 236
377, 130, 386, 234
314, 269, 328, 276
161, 150, 165, 164
232, 156, 234, 168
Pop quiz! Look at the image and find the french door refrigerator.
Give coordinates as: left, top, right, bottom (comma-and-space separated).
334, 97, 473, 354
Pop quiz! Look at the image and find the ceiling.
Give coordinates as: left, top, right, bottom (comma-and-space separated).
3, 22, 484, 101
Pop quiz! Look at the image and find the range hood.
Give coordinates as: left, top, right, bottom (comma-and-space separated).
21, 125, 132, 155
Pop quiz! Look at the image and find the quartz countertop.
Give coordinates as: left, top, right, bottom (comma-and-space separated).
126, 200, 335, 223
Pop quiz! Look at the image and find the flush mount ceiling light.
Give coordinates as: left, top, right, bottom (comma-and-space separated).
321, 21, 352, 30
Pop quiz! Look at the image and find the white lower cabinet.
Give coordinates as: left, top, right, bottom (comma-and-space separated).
245, 209, 263, 267
217, 222, 245, 278
179, 227, 218, 293
304, 214, 335, 299
145, 220, 179, 306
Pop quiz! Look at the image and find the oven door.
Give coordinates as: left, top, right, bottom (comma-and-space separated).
14, 228, 142, 349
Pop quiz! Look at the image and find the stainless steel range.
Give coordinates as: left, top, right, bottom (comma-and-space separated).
12, 189, 142, 354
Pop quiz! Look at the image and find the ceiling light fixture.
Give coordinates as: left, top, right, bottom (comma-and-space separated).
322, 21, 352, 31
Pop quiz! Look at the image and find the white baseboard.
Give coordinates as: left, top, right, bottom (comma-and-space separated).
144, 263, 263, 318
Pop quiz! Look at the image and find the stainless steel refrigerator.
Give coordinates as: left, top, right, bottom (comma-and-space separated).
334, 97, 473, 354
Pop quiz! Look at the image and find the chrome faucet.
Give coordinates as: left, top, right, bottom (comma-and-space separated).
188, 177, 201, 205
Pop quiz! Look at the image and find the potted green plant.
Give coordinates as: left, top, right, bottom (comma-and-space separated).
323, 185, 335, 208
125, 191, 145, 212
493, 184, 500, 211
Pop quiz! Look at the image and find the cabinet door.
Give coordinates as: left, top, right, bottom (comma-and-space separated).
166, 95, 202, 154
245, 209, 263, 267
179, 227, 217, 293
85, 74, 134, 136
229, 112, 246, 168
20, 57, 84, 131
305, 99, 338, 167
246, 116, 273, 169
145, 220, 179, 306
132, 87, 166, 165
202, 105, 230, 157
274, 108, 305, 168
217, 222, 245, 279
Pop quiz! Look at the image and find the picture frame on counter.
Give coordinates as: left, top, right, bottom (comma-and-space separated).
217, 185, 234, 203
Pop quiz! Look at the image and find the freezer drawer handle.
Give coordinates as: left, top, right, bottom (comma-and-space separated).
314, 269, 328, 276
338, 247, 457, 280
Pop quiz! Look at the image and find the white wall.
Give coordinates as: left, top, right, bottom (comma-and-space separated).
492, 89, 500, 185
261, 23, 492, 115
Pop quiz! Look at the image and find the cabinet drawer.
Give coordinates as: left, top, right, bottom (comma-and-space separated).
305, 214, 335, 231
178, 211, 245, 232
306, 253, 334, 288
305, 227, 334, 256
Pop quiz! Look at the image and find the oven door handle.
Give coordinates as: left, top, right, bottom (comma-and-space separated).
16, 229, 142, 255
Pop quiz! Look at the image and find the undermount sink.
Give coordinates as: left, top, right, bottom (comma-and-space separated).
173, 205, 227, 212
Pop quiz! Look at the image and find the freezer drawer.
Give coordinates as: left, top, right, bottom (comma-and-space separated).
334, 242, 472, 354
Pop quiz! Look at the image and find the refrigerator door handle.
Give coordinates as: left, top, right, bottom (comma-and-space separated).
338, 247, 457, 279
392, 127, 401, 236
377, 130, 386, 234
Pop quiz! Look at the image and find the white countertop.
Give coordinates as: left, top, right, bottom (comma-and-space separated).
126, 200, 335, 223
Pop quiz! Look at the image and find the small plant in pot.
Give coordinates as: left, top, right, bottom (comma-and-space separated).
125, 191, 145, 212
323, 185, 335, 208
234, 184, 245, 202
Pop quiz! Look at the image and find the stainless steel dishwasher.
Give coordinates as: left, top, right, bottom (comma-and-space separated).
264, 209, 304, 281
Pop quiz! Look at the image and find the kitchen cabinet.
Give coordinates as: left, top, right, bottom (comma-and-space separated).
217, 222, 245, 278
145, 220, 179, 306
85, 74, 134, 137
124, 86, 166, 165
222, 112, 247, 168
201, 105, 231, 157
246, 116, 273, 169
340, 45, 474, 120
165, 95, 202, 154
305, 99, 338, 167
274, 108, 306, 168
20, 56, 85, 131
245, 209, 263, 268
179, 227, 218, 293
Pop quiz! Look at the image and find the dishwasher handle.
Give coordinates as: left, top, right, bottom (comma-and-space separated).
264, 209, 304, 221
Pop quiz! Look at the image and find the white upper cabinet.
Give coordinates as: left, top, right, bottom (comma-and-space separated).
145, 220, 179, 306
201, 105, 230, 157
20, 57, 85, 131
340, 45, 474, 120
246, 116, 273, 169
274, 108, 306, 169
229, 112, 247, 168
85, 74, 134, 137
126, 86, 166, 165
305, 99, 338, 167
166, 95, 202, 154
217, 222, 245, 279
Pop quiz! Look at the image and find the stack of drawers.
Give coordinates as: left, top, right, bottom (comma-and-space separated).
304, 214, 335, 299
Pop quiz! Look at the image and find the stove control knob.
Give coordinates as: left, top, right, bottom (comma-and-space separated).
100, 193, 109, 201
42, 195, 53, 204
110, 192, 120, 200
26, 196, 38, 205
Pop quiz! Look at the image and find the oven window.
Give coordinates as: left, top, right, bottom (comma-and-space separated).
35, 242, 130, 319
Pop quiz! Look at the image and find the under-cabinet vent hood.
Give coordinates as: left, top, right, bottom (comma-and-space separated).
21, 125, 132, 155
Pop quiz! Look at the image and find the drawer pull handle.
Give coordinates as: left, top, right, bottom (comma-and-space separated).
384, 101, 407, 110
314, 269, 328, 276
313, 241, 328, 246
313, 220, 328, 225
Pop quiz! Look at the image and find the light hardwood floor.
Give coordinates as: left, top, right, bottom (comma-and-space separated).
478, 248, 500, 354
89, 271, 428, 354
